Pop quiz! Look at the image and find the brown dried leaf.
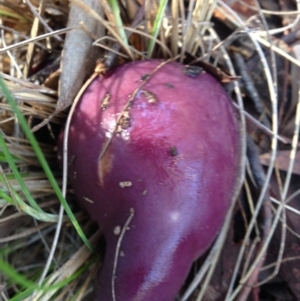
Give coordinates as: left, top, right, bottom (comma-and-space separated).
219, 0, 257, 21
281, 44, 300, 138
260, 151, 300, 176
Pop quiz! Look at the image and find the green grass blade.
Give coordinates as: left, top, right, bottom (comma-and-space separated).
109, 0, 129, 48
0, 172, 29, 181
0, 257, 36, 289
0, 188, 13, 204
0, 256, 93, 301
0, 151, 21, 163
0, 78, 93, 250
0, 187, 59, 222
147, 0, 168, 57
0, 9, 28, 23
0, 134, 41, 210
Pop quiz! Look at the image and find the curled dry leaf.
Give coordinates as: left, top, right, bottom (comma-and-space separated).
58, 0, 104, 112
260, 151, 300, 176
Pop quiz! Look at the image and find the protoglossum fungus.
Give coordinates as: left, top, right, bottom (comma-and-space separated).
59, 59, 241, 301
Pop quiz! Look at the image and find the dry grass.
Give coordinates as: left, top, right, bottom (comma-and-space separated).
1, 0, 300, 300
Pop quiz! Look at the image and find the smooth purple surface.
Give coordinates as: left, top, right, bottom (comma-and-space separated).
61, 60, 240, 301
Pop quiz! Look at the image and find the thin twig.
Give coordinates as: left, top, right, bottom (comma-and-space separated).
237, 0, 300, 34
111, 208, 135, 301
0, 27, 76, 54
24, 0, 63, 42
233, 52, 264, 115
218, 3, 279, 298
235, 136, 272, 301
103, 3, 145, 69
71, 0, 134, 60
0, 223, 50, 243
0, 29, 23, 78
23, 0, 48, 79
256, 80, 300, 286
